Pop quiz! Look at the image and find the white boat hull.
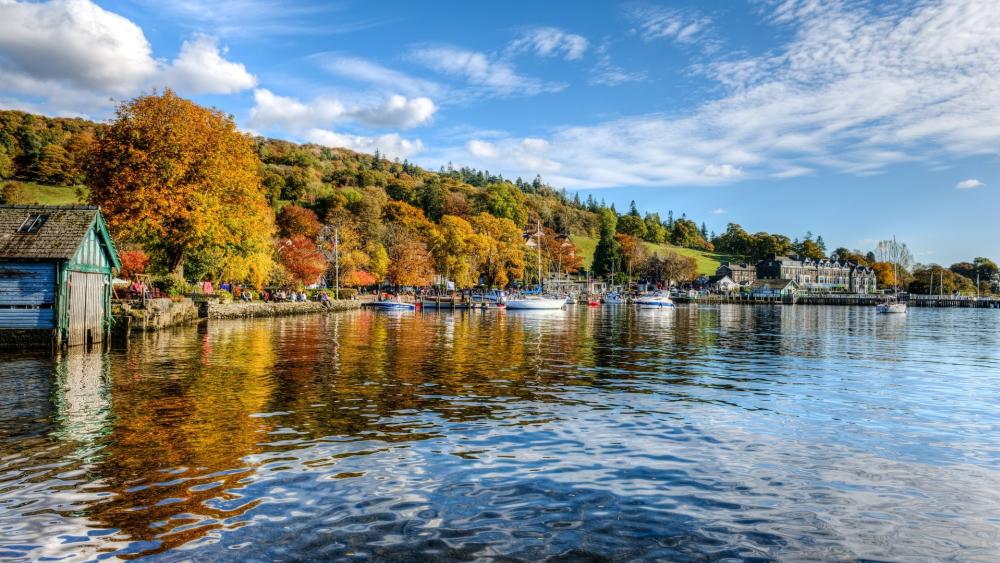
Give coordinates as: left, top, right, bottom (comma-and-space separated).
877, 303, 907, 314
636, 301, 675, 308
505, 298, 567, 310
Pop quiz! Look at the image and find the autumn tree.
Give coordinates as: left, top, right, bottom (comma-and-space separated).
471, 212, 525, 288
430, 215, 488, 288
387, 239, 436, 287
87, 90, 275, 280
277, 235, 327, 287
118, 249, 150, 280
616, 233, 648, 282
277, 204, 322, 238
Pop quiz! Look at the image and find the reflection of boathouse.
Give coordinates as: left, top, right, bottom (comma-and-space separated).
0, 205, 121, 348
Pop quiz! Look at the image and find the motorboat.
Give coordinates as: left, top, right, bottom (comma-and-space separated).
368, 297, 417, 311
603, 292, 625, 305
634, 291, 675, 308
505, 295, 567, 310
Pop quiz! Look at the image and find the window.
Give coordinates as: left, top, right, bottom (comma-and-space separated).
17, 214, 49, 234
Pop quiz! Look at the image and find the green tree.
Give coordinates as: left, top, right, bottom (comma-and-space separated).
483, 182, 527, 226
617, 214, 648, 239
593, 208, 621, 278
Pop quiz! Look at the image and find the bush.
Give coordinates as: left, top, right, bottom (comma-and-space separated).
1, 182, 32, 204
153, 274, 192, 297
216, 289, 233, 303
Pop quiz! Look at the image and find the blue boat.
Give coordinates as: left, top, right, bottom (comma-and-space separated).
367, 299, 417, 311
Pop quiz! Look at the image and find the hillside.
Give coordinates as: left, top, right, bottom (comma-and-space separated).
0, 104, 743, 288
572, 235, 725, 276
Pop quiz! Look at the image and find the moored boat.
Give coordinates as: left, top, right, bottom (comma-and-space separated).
603, 292, 625, 305
505, 295, 567, 310
876, 302, 907, 314
635, 291, 675, 308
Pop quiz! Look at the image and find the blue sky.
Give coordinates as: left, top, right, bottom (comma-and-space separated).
1, 0, 998, 264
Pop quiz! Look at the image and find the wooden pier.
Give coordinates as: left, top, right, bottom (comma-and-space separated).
678, 293, 1000, 308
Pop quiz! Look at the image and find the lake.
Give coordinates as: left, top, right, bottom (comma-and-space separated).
1, 306, 999, 561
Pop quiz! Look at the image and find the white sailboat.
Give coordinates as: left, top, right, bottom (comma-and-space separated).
505, 222, 566, 310
877, 236, 907, 314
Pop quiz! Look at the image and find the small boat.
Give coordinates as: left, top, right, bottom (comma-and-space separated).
587, 297, 600, 307
368, 298, 417, 311
565, 295, 576, 305
635, 291, 675, 308
505, 295, 567, 310
603, 292, 625, 305
876, 236, 907, 315
876, 301, 907, 314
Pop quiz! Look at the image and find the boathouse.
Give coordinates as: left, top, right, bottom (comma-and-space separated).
0, 205, 121, 348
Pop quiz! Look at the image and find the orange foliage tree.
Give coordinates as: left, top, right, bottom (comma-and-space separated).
118, 249, 150, 280
86, 90, 275, 280
277, 235, 327, 287
277, 204, 321, 238
387, 239, 436, 287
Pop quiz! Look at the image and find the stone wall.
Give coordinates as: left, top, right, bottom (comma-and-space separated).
113, 298, 200, 333
203, 300, 360, 319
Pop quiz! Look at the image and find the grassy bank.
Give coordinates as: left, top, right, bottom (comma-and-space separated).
3, 182, 88, 205
571, 235, 727, 276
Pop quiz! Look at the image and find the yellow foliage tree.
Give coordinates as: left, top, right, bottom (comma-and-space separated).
430, 215, 489, 288
87, 90, 275, 280
470, 212, 525, 288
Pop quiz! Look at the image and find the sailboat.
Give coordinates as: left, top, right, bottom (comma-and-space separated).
506, 222, 567, 310
877, 236, 907, 314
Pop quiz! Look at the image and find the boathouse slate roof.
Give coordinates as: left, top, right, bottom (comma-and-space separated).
0, 205, 102, 260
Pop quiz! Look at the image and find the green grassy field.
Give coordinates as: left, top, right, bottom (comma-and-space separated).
571, 235, 728, 276
3, 182, 87, 205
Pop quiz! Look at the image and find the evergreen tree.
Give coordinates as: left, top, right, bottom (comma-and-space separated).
700, 222, 708, 239
666, 210, 674, 228
628, 200, 640, 217
592, 209, 621, 278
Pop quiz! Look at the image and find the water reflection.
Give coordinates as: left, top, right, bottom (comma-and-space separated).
0, 306, 998, 560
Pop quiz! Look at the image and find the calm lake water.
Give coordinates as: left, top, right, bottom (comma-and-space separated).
1, 306, 999, 561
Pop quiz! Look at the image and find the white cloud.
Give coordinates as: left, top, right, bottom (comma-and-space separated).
626, 5, 712, 45
249, 89, 345, 131
410, 46, 563, 97
249, 89, 435, 132
464, 137, 560, 174
955, 178, 984, 190
0, 0, 256, 116
0, 0, 156, 95
702, 164, 743, 178
318, 55, 443, 98
712, 208, 726, 215
352, 95, 436, 129
306, 128, 424, 159
160, 35, 256, 95
443, 0, 1000, 189
508, 27, 588, 60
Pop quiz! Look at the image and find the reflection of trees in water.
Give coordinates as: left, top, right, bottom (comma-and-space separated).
18, 307, 844, 557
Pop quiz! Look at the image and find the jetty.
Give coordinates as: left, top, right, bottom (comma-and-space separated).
675, 293, 1000, 308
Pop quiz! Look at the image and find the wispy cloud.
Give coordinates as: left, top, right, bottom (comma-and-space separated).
712, 208, 726, 215
507, 27, 588, 60
315, 55, 443, 98
449, 0, 1000, 188
626, 3, 713, 46
136, 0, 383, 38
409, 46, 564, 98
589, 42, 647, 86
955, 179, 984, 190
